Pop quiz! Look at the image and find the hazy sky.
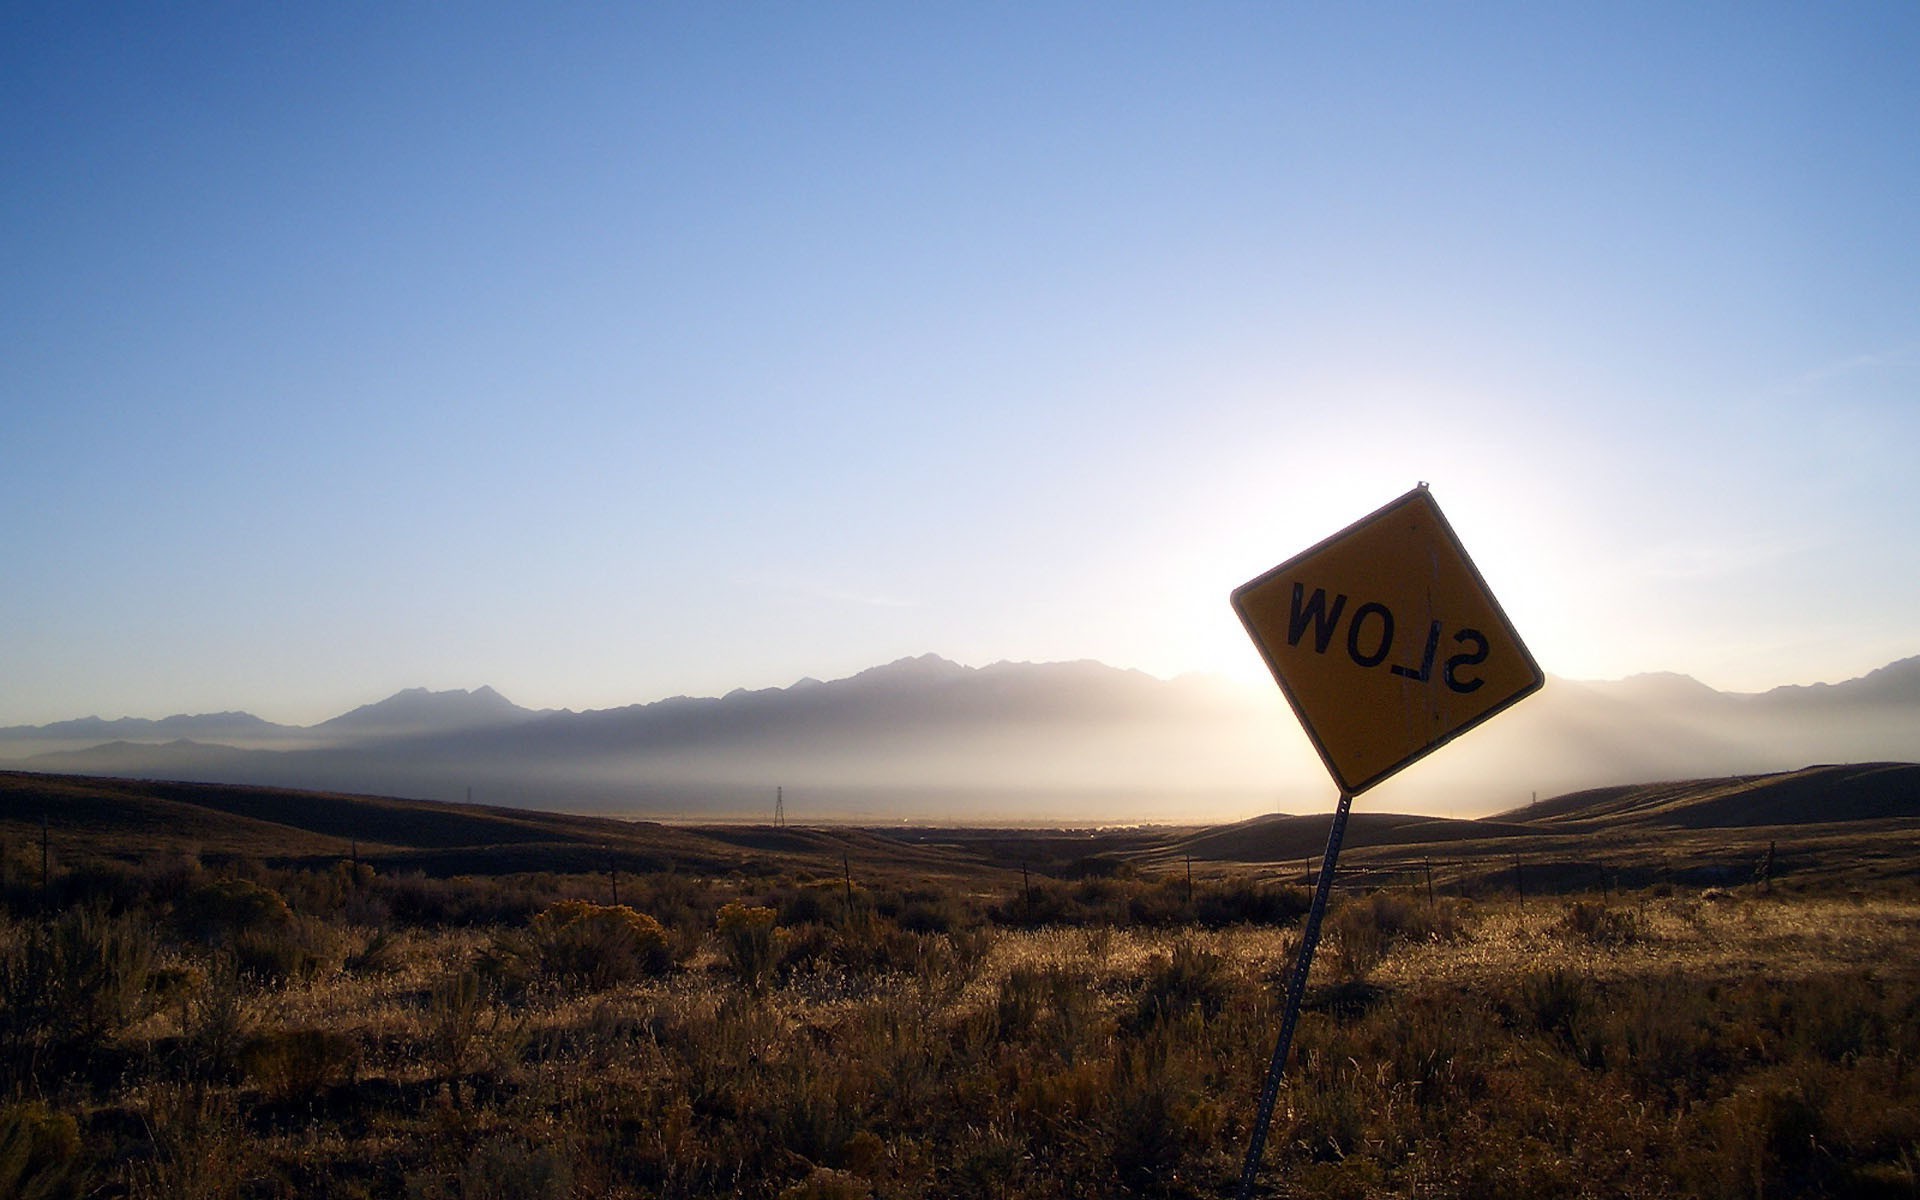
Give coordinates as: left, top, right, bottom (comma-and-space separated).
4, 4, 1917, 727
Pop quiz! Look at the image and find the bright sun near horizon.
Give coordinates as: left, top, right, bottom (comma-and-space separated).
2, 5, 1917, 732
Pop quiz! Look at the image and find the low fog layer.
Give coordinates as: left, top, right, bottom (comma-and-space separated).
4, 655, 1917, 823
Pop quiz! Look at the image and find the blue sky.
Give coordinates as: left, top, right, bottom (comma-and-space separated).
4, 3, 1917, 727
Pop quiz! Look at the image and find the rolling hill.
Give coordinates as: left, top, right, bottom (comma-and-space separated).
1488, 762, 1920, 830
1159, 762, 1920, 891
0, 770, 1007, 884
9, 762, 1919, 894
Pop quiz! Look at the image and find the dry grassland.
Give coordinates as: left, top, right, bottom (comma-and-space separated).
3, 829, 1918, 1200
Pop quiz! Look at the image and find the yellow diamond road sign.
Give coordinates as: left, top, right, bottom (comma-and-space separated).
1233, 485, 1544, 797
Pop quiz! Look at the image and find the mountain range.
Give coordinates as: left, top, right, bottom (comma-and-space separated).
3, 654, 1918, 822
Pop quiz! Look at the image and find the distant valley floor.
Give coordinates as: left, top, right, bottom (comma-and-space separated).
6, 762, 1918, 896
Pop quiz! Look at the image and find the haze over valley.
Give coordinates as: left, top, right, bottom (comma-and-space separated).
7, 653, 1916, 823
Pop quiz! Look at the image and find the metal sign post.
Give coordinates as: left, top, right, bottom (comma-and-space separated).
1230, 484, 1543, 1196
1236, 788, 1351, 1200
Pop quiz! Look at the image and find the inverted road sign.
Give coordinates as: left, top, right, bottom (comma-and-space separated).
1232, 484, 1543, 797
1232, 484, 1545, 1198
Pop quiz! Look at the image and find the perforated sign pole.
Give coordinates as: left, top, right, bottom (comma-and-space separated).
1235, 788, 1350, 1200
1231, 484, 1542, 1198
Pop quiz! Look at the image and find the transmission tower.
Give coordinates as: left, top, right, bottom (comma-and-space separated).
774, 786, 785, 828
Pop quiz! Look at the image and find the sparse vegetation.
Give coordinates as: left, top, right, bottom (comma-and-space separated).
4, 769, 1920, 1196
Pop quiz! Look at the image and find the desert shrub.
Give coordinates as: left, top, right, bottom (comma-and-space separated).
344, 927, 408, 976
1132, 940, 1236, 1031
0, 839, 42, 912
124, 1081, 250, 1200
340, 884, 393, 928
49, 859, 154, 915
895, 895, 963, 934
989, 873, 1227, 928
0, 1102, 82, 1200
130, 851, 206, 907
994, 963, 1057, 1041
624, 868, 718, 933
774, 883, 832, 927
772, 921, 840, 982
270, 861, 377, 920
0, 905, 157, 1089
1359, 889, 1469, 943
238, 1027, 358, 1104
425, 968, 489, 1090
871, 883, 972, 929
1560, 899, 1641, 946
1512, 966, 1609, 1067
1681, 1066, 1838, 1200
526, 900, 671, 989
952, 921, 994, 959
779, 1165, 870, 1200
405, 1135, 575, 1200
781, 920, 952, 984
1066, 854, 1135, 880
174, 877, 292, 943
989, 877, 1074, 926
1068, 873, 1132, 916
1103, 1030, 1218, 1198
232, 913, 342, 984
989, 873, 1184, 928
1377, 987, 1489, 1112
995, 963, 1104, 1061
1772, 969, 1897, 1062
1328, 901, 1387, 979
1124, 877, 1192, 926
376, 872, 546, 928
717, 902, 780, 993
173, 877, 339, 984
171, 957, 253, 1086
770, 878, 864, 928
1192, 878, 1311, 929
472, 930, 539, 998
1328, 891, 1469, 980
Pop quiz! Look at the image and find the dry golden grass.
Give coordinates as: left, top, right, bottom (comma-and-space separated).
1370, 891, 1920, 989
7, 763, 1920, 1198
3, 877, 1906, 1197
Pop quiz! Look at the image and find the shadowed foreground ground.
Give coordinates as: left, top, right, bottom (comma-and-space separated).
3, 768, 1918, 1197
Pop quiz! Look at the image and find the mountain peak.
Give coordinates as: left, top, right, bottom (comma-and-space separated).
315, 685, 534, 738
1761, 656, 1920, 705
1612, 672, 1722, 700
852, 654, 970, 684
